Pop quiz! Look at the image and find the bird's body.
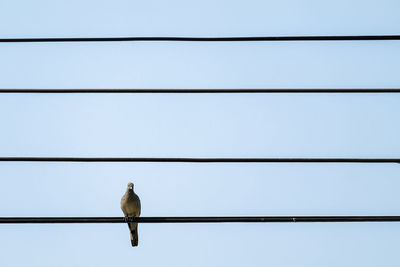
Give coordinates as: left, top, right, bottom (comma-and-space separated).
121, 183, 141, 247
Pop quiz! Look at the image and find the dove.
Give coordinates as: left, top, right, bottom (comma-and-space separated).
121, 182, 141, 247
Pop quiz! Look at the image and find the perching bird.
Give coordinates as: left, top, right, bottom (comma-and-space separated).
121, 182, 141, 247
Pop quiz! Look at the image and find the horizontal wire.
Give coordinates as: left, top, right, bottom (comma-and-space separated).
1, 216, 400, 223
0, 89, 400, 94
0, 35, 400, 43
0, 157, 399, 163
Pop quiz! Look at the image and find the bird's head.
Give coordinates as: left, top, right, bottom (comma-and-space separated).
127, 182, 134, 190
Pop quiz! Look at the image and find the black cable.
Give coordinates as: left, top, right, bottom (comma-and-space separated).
0, 89, 400, 94
0, 157, 399, 163
0, 35, 399, 43
1, 216, 400, 223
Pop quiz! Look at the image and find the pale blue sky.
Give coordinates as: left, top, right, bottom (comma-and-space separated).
0, 0, 400, 266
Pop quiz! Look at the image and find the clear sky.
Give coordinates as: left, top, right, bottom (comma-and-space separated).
0, 0, 400, 266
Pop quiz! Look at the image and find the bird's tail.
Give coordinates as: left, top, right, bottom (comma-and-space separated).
128, 222, 138, 247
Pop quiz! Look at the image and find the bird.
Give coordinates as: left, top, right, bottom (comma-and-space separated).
121, 182, 141, 247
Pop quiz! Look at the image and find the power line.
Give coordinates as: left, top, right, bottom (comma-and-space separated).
1, 35, 399, 43
0, 157, 399, 163
0, 89, 400, 94
1, 216, 400, 223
